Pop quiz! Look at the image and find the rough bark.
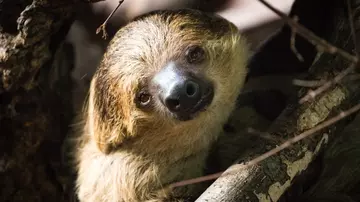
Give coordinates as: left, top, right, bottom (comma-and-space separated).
0, 0, 75, 201
196, 0, 360, 201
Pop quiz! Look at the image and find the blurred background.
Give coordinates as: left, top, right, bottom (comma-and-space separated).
66, 0, 295, 111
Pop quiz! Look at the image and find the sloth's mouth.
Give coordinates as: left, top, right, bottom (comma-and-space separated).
173, 87, 214, 121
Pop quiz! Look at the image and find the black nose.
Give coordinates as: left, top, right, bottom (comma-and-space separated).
164, 79, 201, 112
151, 62, 214, 121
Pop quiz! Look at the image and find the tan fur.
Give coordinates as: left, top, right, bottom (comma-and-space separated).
73, 9, 249, 202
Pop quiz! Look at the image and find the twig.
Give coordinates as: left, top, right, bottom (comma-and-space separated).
292, 78, 326, 87
290, 16, 304, 62
347, 0, 358, 55
247, 127, 287, 143
299, 63, 356, 104
96, 0, 125, 40
169, 103, 360, 188
257, 0, 358, 64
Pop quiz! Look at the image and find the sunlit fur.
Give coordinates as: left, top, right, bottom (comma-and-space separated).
73, 9, 249, 202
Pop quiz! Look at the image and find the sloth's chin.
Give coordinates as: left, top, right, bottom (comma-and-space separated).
171, 89, 214, 122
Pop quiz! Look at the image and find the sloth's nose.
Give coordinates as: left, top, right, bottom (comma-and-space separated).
164, 79, 202, 113
152, 62, 214, 121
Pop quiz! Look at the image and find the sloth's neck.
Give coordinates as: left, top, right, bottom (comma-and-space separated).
125, 120, 224, 163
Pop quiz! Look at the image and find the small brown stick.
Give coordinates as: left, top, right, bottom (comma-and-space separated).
96, 0, 125, 40
299, 63, 356, 104
292, 78, 326, 87
168, 103, 360, 188
290, 16, 304, 62
257, 0, 358, 64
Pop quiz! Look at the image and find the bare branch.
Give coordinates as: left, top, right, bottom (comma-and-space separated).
257, 0, 358, 63
290, 16, 305, 62
96, 0, 125, 39
294, 0, 358, 104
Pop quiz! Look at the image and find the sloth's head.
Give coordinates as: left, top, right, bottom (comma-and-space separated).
88, 9, 249, 153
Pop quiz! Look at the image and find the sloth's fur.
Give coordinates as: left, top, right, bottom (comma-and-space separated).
72, 9, 249, 202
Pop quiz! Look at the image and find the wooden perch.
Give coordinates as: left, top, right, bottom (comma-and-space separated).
195, 0, 360, 201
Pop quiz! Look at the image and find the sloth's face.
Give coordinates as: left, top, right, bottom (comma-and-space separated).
136, 44, 215, 121
96, 9, 248, 126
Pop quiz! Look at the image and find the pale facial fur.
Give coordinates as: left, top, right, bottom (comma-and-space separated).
73, 9, 249, 202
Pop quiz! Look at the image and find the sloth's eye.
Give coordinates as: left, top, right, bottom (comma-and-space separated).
136, 91, 152, 108
185, 45, 205, 64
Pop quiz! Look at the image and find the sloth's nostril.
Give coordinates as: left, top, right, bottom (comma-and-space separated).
165, 98, 180, 111
185, 81, 199, 97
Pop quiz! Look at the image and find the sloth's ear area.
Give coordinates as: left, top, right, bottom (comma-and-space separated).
87, 74, 132, 154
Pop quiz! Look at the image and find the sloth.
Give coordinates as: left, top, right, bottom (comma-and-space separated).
73, 9, 249, 202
